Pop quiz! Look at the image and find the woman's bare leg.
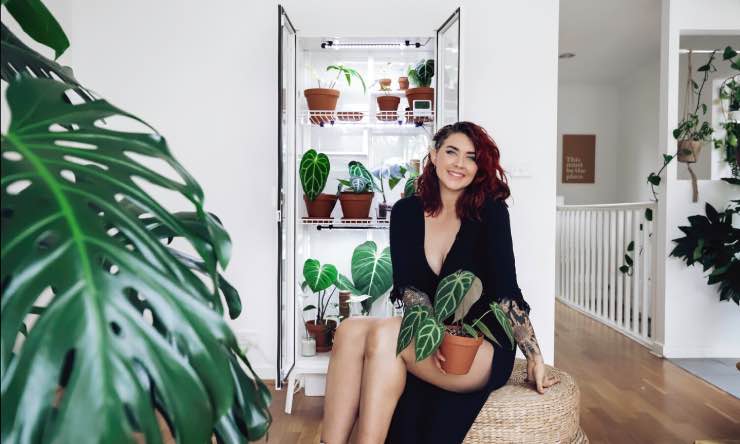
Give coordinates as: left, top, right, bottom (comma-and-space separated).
321, 317, 379, 444
355, 318, 407, 444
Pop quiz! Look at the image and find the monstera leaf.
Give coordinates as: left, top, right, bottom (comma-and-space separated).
1, 22, 93, 101
302, 259, 338, 293
2, 0, 69, 58
299, 149, 330, 201
0, 77, 271, 442
433, 270, 476, 322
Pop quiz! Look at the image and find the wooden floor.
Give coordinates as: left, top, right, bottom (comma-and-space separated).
255, 300, 740, 444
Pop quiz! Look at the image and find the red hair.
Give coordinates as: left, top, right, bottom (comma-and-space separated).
416, 121, 511, 220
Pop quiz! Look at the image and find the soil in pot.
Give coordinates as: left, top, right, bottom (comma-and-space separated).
406, 87, 435, 109
439, 324, 484, 375
677, 139, 703, 163
303, 193, 338, 219
306, 319, 337, 353
304, 88, 340, 124
339, 192, 374, 219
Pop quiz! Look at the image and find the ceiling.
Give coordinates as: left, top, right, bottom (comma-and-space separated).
558, 0, 661, 83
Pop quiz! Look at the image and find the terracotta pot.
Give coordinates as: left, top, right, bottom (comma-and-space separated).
306, 319, 337, 353
406, 87, 435, 109
439, 326, 484, 375
303, 193, 337, 218
377, 95, 400, 121
677, 139, 702, 163
398, 76, 409, 90
379, 78, 392, 89
304, 88, 340, 124
339, 192, 374, 219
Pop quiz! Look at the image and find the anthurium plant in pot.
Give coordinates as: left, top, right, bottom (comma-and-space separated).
300, 148, 336, 218
305, 64, 366, 124
395, 270, 515, 375
337, 161, 379, 219
335, 241, 393, 315
372, 162, 407, 218
406, 58, 435, 109
301, 259, 340, 352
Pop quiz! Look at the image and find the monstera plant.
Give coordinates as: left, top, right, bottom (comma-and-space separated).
299, 148, 336, 218
336, 241, 393, 314
1, 1, 270, 442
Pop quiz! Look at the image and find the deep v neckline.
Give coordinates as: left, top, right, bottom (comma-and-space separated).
421, 204, 463, 279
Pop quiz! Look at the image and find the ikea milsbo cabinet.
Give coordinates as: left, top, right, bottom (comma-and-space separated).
277, 5, 461, 413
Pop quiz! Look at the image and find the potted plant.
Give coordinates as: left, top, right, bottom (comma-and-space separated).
395, 270, 515, 375
398, 76, 409, 90
337, 160, 379, 219
336, 241, 393, 315
301, 259, 340, 352
670, 201, 739, 305
1, 2, 271, 440
305, 64, 366, 124
372, 162, 407, 218
377, 83, 401, 121
406, 59, 435, 109
300, 148, 337, 218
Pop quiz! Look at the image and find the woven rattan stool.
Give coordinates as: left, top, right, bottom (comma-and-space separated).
463, 359, 588, 444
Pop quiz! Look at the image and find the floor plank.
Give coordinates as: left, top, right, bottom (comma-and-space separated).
254, 300, 740, 443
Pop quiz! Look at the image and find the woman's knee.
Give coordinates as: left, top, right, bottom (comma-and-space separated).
333, 317, 373, 349
365, 318, 401, 355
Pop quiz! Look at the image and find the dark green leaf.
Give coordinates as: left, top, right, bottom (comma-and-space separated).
627, 241, 634, 252
4, 0, 69, 58
723, 46, 738, 61
299, 149, 330, 201
645, 208, 653, 221
619, 265, 630, 274
490, 301, 515, 350
414, 316, 443, 361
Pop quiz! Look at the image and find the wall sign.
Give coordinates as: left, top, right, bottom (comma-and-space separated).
562, 134, 595, 183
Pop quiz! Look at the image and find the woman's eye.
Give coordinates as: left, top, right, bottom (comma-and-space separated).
446, 150, 456, 155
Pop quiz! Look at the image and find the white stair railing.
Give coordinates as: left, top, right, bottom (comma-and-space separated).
556, 202, 657, 347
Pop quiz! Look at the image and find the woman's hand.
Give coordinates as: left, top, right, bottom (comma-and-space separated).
525, 354, 560, 394
432, 349, 447, 374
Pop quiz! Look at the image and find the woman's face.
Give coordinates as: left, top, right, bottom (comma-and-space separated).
429, 132, 478, 193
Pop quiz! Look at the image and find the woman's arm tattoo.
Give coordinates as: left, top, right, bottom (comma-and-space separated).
499, 297, 542, 359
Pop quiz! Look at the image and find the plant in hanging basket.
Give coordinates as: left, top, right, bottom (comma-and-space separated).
395, 270, 515, 375
335, 241, 393, 315
300, 148, 337, 218
336, 161, 379, 219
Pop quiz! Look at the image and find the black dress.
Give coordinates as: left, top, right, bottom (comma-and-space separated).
385, 194, 532, 444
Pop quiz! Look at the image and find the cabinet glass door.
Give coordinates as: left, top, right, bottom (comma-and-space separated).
277, 4, 296, 389
436, 8, 461, 128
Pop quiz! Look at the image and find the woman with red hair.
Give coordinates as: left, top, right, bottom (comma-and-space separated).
321, 122, 559, 444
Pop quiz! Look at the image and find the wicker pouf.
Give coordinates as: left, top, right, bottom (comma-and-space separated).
464, 359, 588, 444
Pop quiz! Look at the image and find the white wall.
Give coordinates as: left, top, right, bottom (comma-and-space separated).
617, 60, 661, 203
2, 0, 560, 378
556, 83, 622, 204
655, 0, 740, 358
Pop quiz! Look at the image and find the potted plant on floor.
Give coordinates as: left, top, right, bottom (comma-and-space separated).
1, 1, 271, 440
406, 58, 435, 110
337, 160, 378, 219
372, 162, 407, 218
301, 259, 340, 352
305, 64, 366, 124
336, 241, 393, 315
300, 148, 337, 218
395, 270, 516, 375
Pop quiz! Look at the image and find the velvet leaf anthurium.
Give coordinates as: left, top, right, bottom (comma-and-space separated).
299, 148, 330, 202
336, 241, 393, 312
